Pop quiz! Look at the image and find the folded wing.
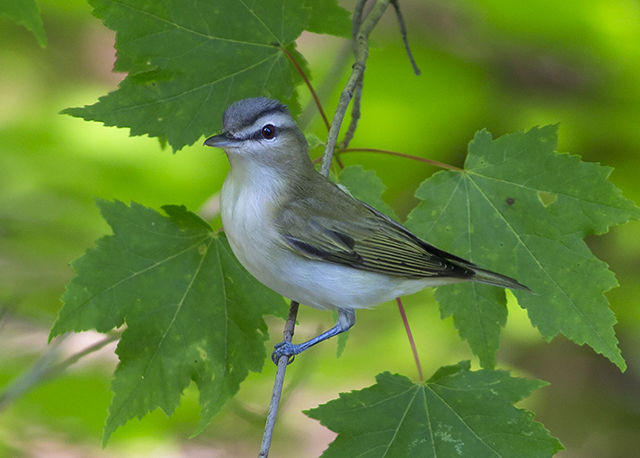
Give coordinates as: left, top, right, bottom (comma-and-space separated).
277, 183, 474, 281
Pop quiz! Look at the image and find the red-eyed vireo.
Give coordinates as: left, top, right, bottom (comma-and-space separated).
204, 97, 528, 363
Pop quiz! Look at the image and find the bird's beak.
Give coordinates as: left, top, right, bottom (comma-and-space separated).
203, 133, 238, 148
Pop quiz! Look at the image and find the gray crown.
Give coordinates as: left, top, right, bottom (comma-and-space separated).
222, 97, 289, 133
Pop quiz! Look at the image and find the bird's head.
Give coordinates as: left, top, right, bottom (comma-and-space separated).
204, 97, 309, 169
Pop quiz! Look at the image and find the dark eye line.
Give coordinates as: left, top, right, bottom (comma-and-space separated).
247, 130, 267, 141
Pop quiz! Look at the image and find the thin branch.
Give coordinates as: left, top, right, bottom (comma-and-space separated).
339, 74, 363, 150
299, 42, 352, 130
50, 332, 121, 375
335, 151, 345, 170
259, 301, 300, 458
395, 297, 423, 381
390, 0, 421, 75
0, 332, 121, 411
340, 147, 464, 171
281, 46, 330, 131
260, 2, 392, 456
352, 0, 368, 40
337, 0, 370, 151
320, 0, 392, 177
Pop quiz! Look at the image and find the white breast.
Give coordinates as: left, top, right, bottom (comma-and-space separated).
220, 158, 450, 311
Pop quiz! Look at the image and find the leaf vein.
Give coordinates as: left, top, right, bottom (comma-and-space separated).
107, 0, 275, 48
382, 387, 420, 456
466, 176, 615, 354
106, 53, 279, 115
426, 384, 502, 457
421, 385, 438, 457
108, 235, 214, 424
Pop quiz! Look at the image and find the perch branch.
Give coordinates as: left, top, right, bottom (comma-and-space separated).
258, 301, 299, 457
260, 1, 393, 455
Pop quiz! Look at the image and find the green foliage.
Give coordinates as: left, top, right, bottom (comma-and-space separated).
47, 128, 638, 440
62, 0, 350, 151
407, 126, 640, 370
305, 361, 562, 457
305, 0, 351, 37
26, 0, 638, 452
0, 0, 46, 46
49, 200, 287, 443
339, 165, 399, 220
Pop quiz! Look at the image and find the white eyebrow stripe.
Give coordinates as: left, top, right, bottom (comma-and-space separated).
235, 112, 296, 138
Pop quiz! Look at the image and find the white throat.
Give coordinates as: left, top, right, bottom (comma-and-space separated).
220, 150, 291, 289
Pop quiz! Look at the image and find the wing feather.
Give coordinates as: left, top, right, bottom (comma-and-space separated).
276, 184, 473, 280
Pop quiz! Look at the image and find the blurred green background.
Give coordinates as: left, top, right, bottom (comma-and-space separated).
1, 0, 639, 456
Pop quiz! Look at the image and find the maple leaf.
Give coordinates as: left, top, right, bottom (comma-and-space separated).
0, 0, 46, 47
407, 126, 640, 369
62, 0, 350, 151
339, 165, 399, 220
306, 361, 563, 457
50, 200, 287, 443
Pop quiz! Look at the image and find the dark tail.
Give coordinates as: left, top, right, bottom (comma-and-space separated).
470, 266, 530, 291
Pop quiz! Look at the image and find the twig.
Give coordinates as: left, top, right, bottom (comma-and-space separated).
320, 0, 392, 177
340, 147, 463, 171
259, 301, 299, 457
299, 42, 352, 130
0, 332, 121, 411
49, 332, 121, 374
352, 0, 368, 40
338, 0, 369, 150
390, 0, 421, 75
281, 46, 330, 131
339, 74, 363, 150
395, 298, 423, 381
260, 2, 392, 455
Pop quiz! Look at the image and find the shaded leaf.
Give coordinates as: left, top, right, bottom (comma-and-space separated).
339, 165, 399, 220
50, 200, 287, 443
306, 0, 352, 37
407, 126, 640, 370
0, 0, 46, 47
306, 361, 562, 457
63, 0, 350, 151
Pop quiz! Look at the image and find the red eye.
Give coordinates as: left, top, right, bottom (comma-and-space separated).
261, 124, 276, 139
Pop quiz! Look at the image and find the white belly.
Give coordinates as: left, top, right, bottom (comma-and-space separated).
220, 166, 456, 311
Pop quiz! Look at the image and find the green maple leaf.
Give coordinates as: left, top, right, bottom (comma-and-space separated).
339, 165, 399, 220
62, 0, 350, 151
306, 361, 562, 457
49, 200, 287, 444
406, 126, 640, 370
0, 0, 47, 47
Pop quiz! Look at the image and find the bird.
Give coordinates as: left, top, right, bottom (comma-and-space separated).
204, 97, 528, 363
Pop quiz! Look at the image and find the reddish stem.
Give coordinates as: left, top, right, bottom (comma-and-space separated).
396, 297, 423, 382
281, 46, 330, 131
340, 147, 463, 172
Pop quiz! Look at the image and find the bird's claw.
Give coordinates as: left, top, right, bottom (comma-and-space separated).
271, 341, 297, 365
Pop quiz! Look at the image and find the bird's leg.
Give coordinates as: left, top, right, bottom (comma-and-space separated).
271, 309, 356, 364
